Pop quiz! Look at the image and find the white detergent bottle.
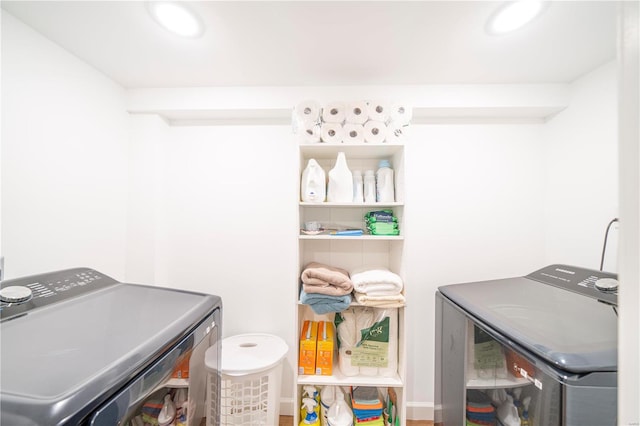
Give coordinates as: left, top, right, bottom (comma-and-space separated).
497, 394, 521, 426
301, 159, 326, 202
326, 387, 353, 426
376, 159, 395, 203
320, 386, 336, 426
352, 170, 364, 203
363, 170, 376, 203
157, 394, 176, 426
327, 152, 353, 203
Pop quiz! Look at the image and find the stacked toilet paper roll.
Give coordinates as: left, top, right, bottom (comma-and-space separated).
292, 99, 412, 144
297, 122, 322, 143
363, 120, 387, 144
322, 102, 346, 124
366, 101, 389, 123
388, 103, 412, 126
295, 100, 321, 123
321, 122, 344, 144
345, 101, 369, 124
343, 123, 365, 144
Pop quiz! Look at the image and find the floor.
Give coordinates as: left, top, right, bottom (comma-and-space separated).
279, 416, 433, 425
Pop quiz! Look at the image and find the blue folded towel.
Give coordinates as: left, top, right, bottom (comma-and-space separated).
300, 289, 352, 314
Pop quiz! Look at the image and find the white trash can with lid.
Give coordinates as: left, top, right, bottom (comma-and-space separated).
206, 333, 288, 426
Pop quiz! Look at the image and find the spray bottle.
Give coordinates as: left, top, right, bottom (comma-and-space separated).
301, 386, 320, 419
300, 397, 320, 426
521, 396, 532, 426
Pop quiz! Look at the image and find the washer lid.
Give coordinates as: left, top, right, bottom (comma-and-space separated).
221, 333, 288, 375
1, 282, 220, 426
438, 265, 617, 374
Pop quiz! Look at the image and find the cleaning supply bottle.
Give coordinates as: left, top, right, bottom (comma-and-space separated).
301, 159, 326, 203
376, 159, 395, 203
327, 152, 353, 202
301, 386, 320, 419
497, 394, 521, 426
326, 387, 353, 426
352, 170, 364, 203
521, 396, 532, 426
364, 170, 376, 203
157, 394, 176, 426
173, 388, 188, 426
300, 397, 320, 426
320, 386, 336, 426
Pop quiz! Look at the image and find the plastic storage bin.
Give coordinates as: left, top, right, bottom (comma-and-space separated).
207, 333, 288, 426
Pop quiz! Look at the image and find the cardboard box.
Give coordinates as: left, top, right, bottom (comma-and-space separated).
315, 321, 334, 375
298, 320, 318, 375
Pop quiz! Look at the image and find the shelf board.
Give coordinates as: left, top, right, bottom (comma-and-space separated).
298, 371, 403, 387
299, 143, 404, 159
299, 234, 403, 240
300, 202, 404, 208
466, 376, 531, 389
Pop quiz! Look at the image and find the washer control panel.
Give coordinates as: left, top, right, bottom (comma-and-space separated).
0, 268, 119, 321
527, 264, 618, 305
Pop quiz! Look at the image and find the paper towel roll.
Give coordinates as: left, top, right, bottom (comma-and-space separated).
342, 123, 365, 144
363, 120, 387, 144
294, 100, 321, 125
378, 308, 398, 377
297, 121, 322, 143
322, 102, 346, 123
367, 101, 389, 122
345, 101, 369, 124
321, 123, 344, 144
339, 346, 360, 376
389, 103, 412, 126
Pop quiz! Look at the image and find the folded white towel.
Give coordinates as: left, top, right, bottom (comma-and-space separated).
350, 267, 403, 295
353, 291, 406, 307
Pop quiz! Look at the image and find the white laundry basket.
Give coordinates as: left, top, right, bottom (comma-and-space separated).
207, 333, 288, 426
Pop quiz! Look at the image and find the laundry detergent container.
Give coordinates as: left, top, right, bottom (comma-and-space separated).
207, 333, 288, 425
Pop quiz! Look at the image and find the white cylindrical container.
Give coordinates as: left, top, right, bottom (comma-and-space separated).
376, 159, 395, 203
301, 159, 326, 203
363, 170, 376, 204
352, 170, 364, 203
327, 152, 353, 203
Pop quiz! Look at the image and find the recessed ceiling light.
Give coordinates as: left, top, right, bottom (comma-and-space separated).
147, 1, 204, 38
486, 0, 548, 35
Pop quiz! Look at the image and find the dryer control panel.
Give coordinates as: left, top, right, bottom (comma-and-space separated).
0, 268, 119, 321
526, 264, 618, 305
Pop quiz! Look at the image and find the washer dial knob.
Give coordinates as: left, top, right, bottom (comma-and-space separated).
595, 278, 619, 292
0, 286, 33, 303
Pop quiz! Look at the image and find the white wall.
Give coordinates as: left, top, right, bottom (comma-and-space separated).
543, 61, 619, 270
403, 123, 546, 415
1, 12, 130, 279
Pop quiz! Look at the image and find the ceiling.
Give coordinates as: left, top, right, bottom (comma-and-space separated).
1, 1, 617, 89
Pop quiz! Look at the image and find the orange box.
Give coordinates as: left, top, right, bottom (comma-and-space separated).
315, 321, 334, 375
505, 348, 534, 379
171, 350, 191, 379
298, 320, 318, 375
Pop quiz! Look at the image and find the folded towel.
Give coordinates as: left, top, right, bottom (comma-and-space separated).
353, 291, 406, 307
300, 288, 352, 314
301, 262, 353, 295
350, 267, 403, 295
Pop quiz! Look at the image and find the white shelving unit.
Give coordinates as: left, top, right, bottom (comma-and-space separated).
294, 141, 407, 425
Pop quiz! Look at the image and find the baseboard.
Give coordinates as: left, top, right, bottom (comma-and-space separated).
406, 401, 435, 421
280, 399, 435, 421
280, 397, 294, 416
